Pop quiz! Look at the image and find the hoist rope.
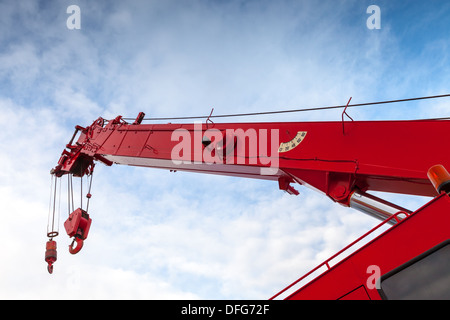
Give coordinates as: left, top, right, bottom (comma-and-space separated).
122, 93, 450, 122
47, 174, 60, 239
47, 174, 55, 238
86, 173, 93, 212
68, 174, 74, 214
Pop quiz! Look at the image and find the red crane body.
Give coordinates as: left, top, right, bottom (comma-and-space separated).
50, 113, 450, 299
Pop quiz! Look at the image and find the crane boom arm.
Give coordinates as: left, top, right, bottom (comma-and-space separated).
52, 113, 450, 207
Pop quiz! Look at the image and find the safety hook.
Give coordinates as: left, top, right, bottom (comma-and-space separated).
69, 237, 84, 254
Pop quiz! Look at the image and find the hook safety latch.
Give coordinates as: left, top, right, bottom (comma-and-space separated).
64, 208, 92, 255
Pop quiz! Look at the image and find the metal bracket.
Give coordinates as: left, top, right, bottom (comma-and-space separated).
278, 177, 300, 195
341, 97, 353, 135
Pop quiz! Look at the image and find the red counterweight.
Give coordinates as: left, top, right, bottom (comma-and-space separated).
64, 208, 92, 254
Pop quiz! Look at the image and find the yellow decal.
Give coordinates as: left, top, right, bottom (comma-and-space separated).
278, 131, 307, 153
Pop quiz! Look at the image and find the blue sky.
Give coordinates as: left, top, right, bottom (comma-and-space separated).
1, 0, 450, 299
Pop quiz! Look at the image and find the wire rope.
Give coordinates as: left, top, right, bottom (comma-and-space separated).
122, 93, 450, 122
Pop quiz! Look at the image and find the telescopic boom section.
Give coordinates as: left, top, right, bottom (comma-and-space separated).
52, 113, 450, 212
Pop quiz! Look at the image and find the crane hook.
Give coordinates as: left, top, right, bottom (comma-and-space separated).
69, 237, 84, 254
45, 240, 57, 274
64, 208, 92, 255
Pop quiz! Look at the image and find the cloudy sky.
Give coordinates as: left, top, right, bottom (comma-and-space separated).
1, 0, 450, 300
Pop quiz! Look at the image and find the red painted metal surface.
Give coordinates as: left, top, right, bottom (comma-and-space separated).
273, 193, 450, 300
53, 116, 450, 202
64, 208, 92, 255
44, 240, 57, 274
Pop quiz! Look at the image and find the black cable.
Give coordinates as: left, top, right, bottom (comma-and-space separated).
122, 93, 450, 121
